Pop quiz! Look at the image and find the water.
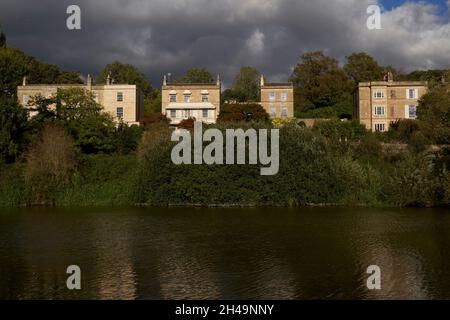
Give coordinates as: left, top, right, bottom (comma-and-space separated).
1, 207, 450, 299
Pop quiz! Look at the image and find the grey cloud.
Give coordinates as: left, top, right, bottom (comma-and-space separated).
0, 0, 449, 88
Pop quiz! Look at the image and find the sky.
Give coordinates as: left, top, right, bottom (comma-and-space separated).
0, 0, 449, 88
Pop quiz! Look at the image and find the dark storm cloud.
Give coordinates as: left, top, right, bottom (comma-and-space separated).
1, 0, 449, 88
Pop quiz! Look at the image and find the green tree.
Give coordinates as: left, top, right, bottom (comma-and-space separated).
29, 88, 117, 154
344, 52, 384, 84
290, 51, 351, 115
0, 96, 28, 163
417, 85, 450, 144
179, 68, 213, 84
218, 103, 270, 122
231, 67, 261, 102
97, 61, 154, 98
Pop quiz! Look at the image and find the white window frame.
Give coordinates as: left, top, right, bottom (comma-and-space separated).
169, 94, 177, 103
117, 92, 124, 102
201, 94, 209, 102
406, 88, 418, 99
374, 123, 386, 132
281, 107, 288, 118
269, 106, 276, 118
170, 109, 176, 118
183, 94, 191, 103
405, 105, 417, 119
116, 107, 124, 119
373, 90, 385, 99
269, 91, 276, 102
23, 95, 29, 105
202, 109, 208, 118
373, 105, 385, 116
280, 92, 287, 102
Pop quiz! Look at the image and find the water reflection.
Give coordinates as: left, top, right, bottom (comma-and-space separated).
0, 207, 450, 299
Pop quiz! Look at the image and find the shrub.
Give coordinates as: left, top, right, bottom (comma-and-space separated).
25, 124, 78, 205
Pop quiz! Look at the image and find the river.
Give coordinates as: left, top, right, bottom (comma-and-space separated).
1, 207, 449, 299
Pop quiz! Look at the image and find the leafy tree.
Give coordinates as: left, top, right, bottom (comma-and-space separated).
29, 88, 117, 154
97, 61, 157, 116
97, 61, 154, 98
114, 123, 143, 155
290, 51, 351, 115
344, 52, 384, 84
57, 71, 83, 84
218, 103, 269, 122
0, 96, 28, 163
140, 112, 169, 129
179, 68, 213, 84
417, 85, 450, 144
231, 67, 260, 102
25, 123, 78, 205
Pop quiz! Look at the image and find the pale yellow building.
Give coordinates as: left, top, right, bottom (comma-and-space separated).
260, 75, 294, 119
17, 75, 144, 125
353, 73, 428, 132
161, 75, 221, 125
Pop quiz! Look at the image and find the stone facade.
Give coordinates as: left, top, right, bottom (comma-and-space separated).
260, 75, 294, 119
353, 74, 428, 132
161, 75, 221, 125
17, 75, 144, 125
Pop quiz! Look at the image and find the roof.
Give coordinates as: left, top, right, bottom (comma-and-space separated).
358, 81, 428, 87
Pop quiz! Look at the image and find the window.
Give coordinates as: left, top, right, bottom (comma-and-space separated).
117, 92, 123, 102
170, 110, 176, 118
23, 95, 29, 105
184, 94, 191, 103
406, 105, 417, 119
202, 109, 208, 118
374, 123, 386, 132
281, 92, 287, 102
269, 107, 276, 118
374, 106, 385, 116
269, 91, 276, 102
202, 94, 209, 102
182, 110, 191, 118
373, 91, 385, 99
169, 94, 177, 102
281, 107, 288, 118
407, 89, 417, 99
93, 93, 99, 103
116, 107, 124, 119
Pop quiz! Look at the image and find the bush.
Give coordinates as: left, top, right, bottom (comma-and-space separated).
25, 124, 78, 205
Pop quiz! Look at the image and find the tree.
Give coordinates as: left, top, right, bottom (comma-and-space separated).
417, 85, 450, 144
218, 103, 270, 122
29, 88, 117, 154
179, 68, 213, 84
97, 61, 157, 116
290, 51, 351, 117
0, 47, 82, 97
231, 67, 261, 102
0, 96, 28, 163
25, 124, 78, 205
97, 61, 154, 98
344, 52, 384, 84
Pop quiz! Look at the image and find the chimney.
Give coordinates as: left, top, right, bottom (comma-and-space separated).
384, 71, 394, 82
87, 74, 92, 89
216, 74, 221, 86
22, 76, 27, 86
163, 74, 167, 86
260, 74, 265, 87
106, 73, 111, 85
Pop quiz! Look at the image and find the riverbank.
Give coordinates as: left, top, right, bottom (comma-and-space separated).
1, 124, 450, 208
